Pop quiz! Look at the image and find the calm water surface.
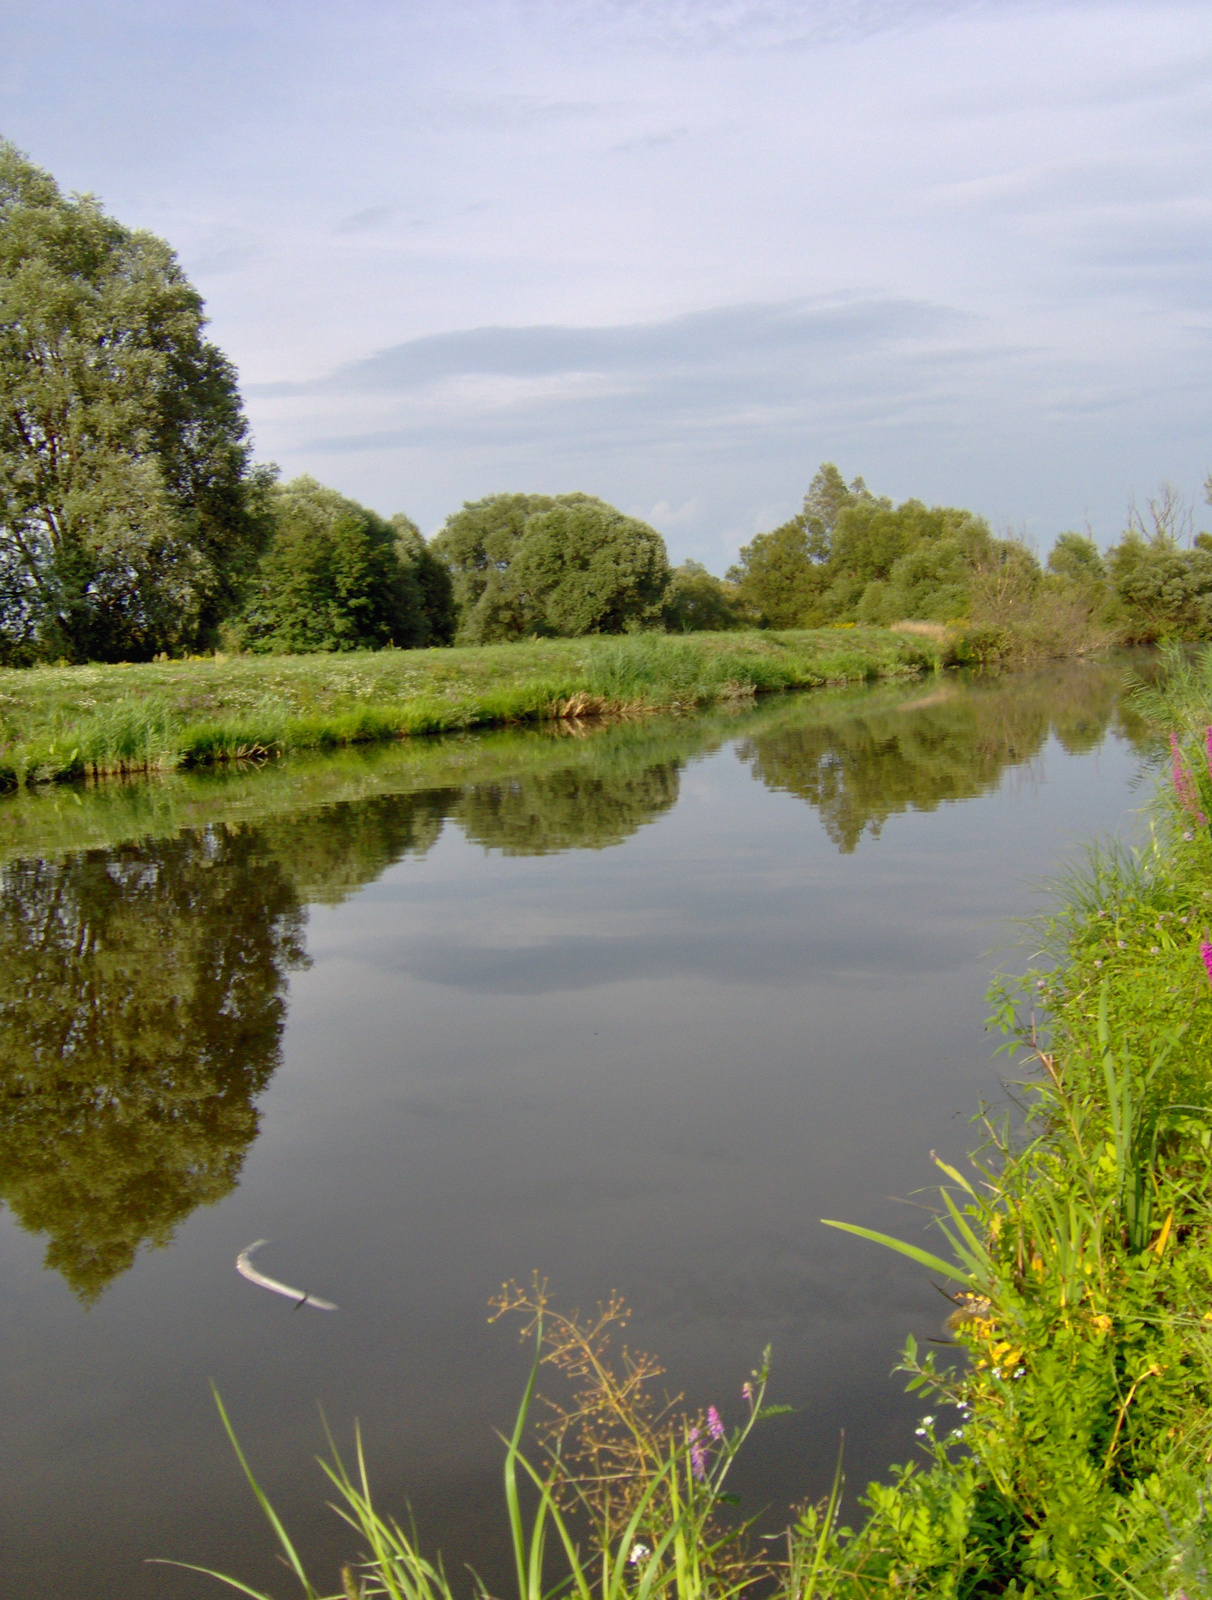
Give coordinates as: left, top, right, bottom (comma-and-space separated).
0, 662, 1153, 1596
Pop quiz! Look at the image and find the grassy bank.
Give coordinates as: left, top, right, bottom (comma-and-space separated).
187, 650, 1212, 1599
0, 629, 931, 790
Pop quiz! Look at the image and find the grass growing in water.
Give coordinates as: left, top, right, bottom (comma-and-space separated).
174, 651, 1212, 1599
0, 629, 931, 789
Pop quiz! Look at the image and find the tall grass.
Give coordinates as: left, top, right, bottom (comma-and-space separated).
0, 629, 931, 791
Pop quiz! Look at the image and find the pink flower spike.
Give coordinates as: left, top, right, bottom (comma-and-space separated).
1171, 734, 1203, 819
1201, 940, 1212, 987
707, 1406, 725, 1441
1206, 726, 1212, 779
688, 1427, 707, 1481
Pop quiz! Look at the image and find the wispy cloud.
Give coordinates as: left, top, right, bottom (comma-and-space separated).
249, 297, 968, 401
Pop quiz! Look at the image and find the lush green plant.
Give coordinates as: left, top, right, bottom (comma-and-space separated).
0, 140, 273, 663
727, 463, 870, 628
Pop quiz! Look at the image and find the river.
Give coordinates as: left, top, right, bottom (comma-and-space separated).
0, 659, 1154, 1597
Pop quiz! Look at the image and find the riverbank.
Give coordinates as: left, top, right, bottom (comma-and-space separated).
803, 648, 1212, 1592
0, 628, 932, 790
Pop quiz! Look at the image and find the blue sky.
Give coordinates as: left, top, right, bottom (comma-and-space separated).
3, 0, 1211, 569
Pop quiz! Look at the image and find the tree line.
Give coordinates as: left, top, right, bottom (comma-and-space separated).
2, 138, 1209, 666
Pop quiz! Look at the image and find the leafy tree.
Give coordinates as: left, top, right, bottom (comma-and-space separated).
1106, 530, 1212, 642
727, 464, 876, 627
1047, 532, 1106, 585
508, 498, 670, 637
432, 492, 669, 642
661, 561, 741, 632
825, 499, 993, 616
431, 492, 556, 642
391, 514, 457, 645
0, 141, 272, 663
237, 477, 426, 653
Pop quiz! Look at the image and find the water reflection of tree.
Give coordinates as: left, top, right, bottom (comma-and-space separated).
736, 664, 1144, 853
457, 757, 680, 854
0, 669, 1144, 1295
0, 830, 307, 1299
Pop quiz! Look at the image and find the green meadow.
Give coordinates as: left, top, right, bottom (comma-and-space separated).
0, 627, 932, 790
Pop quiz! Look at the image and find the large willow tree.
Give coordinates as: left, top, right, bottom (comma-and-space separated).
0, 141, 272, 662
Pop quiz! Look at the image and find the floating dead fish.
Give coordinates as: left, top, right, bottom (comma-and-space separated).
236, 1240, 338, 1311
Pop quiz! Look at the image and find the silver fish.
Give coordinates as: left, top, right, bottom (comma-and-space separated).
235, 1240, 338, 1311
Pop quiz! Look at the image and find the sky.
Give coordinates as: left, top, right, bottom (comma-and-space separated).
2, 0, 1211, 571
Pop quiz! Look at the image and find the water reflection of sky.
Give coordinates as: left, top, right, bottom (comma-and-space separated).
0, 664, 1151, 1598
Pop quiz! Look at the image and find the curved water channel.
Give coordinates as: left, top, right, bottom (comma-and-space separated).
0, 660, 1155, 1596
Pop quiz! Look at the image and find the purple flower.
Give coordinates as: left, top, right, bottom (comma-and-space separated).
1205, 726, 1212, 777
1171, 733, 1207, 823
706, 1406, 725, 1441
1201, 940, 1212, 987
688, 1427, 706, 1481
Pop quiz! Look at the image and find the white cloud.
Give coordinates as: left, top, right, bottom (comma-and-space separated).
3, 0, 1211, 562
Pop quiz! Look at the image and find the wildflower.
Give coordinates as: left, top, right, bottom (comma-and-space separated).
1186, 831, 1195, 842
1118, 940, 1126, 948
1171, 732, 1207, 822
741, 1381, 753, 1403
1202, 940, 1212, 988
706, 1405, 725, 1441
688, 1427, 707, 1481
629, 1543, 650, 1566
1151, 947, 1160, 954
1093, 959, 1103, 968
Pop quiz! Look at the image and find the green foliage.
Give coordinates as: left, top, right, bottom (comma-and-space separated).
1108, 531, 1212, 643
1048, 532, 1106, 585
391, 513, 457, 645
429, 492, 553, 640
726, 464, 1051, 639
236, 477, 428, 654
509, 498, 671, 636
661, 562, 742, 632
726, 463, 871, 627
0, 140, 271, 663
180, 1290, 778, 1600
431, 492, 670, 643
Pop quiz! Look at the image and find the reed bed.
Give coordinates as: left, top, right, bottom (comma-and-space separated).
0, 629, 933, 791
